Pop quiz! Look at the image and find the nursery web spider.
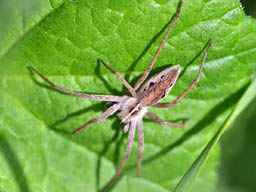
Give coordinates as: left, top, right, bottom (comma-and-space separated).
30, 0, 213, 188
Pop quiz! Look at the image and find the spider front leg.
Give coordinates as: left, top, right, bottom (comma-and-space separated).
133, 0, 183, 91
153, 40, 213, 108
30, 66, 124, 102
72, 103, 120, 135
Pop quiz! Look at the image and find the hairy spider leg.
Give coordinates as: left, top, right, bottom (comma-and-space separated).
133, 0, 183, 91
72, 103, 120, 135
30, 66, 124, 102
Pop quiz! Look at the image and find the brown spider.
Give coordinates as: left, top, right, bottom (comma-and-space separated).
30, 0, 213, 188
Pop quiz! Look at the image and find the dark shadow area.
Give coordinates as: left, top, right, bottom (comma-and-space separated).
50, 102, 106, 134
0, 134, 30, 192
95, 60, 122, 95
240, 0, 256, 18
96, 118, 123, 191
124, 21, 171, 84
178, 39, 212, 79
125, 82, 249, 171
143, 116, 187, 124
216, 94, 256, 192
97, 118, 127, 192
113, 131, 126, 168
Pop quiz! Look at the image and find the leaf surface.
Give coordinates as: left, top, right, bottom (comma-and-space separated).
0, 0, 256, 191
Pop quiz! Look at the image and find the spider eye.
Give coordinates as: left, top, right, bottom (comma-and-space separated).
149, 82, 155, 87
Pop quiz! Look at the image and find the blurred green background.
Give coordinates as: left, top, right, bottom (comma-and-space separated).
216, 0, 256, 192
216, 1, 256, 192
217, 95, 256, 192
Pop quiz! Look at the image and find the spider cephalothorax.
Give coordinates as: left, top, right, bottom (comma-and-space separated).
30, 0, 213, 189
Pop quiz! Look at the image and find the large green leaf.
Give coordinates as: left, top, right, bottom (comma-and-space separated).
0, 0, 256, 191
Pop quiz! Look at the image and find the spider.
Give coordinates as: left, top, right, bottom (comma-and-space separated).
30, 0, 213, 188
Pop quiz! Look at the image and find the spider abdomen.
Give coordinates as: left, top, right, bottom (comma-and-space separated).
138, 65, 181, 106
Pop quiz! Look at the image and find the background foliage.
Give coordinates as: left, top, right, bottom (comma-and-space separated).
240, 0, 256, 18
0, 0, 256, 191
216, 1, 256, 192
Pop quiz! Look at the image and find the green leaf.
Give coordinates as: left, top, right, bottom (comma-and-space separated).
216, 83, 256, 192
173, 79, 256, 192
0, 0, 256, 191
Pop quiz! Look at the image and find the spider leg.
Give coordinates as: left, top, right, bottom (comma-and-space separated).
123, 122, 131, 134
30, 66, 124, 102
99, 59, 137, 97
146, 111, 185, 128
72, 103, 120, 135
106, 119, 137, 187
133, 0, 183, 91
137, 117, 144, 176
153, 40, 213, 108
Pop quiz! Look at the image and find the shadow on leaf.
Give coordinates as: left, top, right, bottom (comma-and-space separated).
95, 60, 123, 96
50, 102, 106, 134
0, 134, 30, 192
124, 82, 249, 173
96, 118, 126, 191
28, 66, 120, 96
124, 6, 179, 87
